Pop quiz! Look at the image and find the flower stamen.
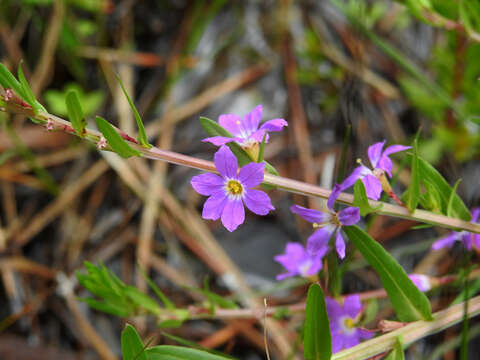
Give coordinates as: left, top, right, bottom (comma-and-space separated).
226, 179, 243, 196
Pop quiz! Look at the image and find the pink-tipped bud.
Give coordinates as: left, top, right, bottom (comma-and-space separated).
97, 136, 107, 150
409, 274, 432, 292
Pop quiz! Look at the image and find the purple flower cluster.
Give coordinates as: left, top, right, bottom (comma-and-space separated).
340, 141, 410, 200
290, 185, 360, 259
274, 242, 325, 280
326, 295, 373, 353
432, 208, 480, 251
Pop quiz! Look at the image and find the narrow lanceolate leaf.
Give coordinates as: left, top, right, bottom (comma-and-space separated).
447, 179, 462, 218
257, 132, 267, 162
95, 116, 142, 158
304, 283, 332, 360
116, 74, 151, 148
344, 226, 433, 322
121, 324, 147, 360
0, 63, 27, 101
385, 337, 405, 360
17, 62, 47, 114
353, 180, 382, 216
66, 90, 87, 136
403, 139, 420, 213
199, 116, 280, 177
417, 156, 471, 221
145, 346, 232, 360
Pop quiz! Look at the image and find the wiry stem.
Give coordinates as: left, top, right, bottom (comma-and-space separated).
1, 98, 479, 234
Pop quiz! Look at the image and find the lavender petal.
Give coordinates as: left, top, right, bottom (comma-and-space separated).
190, 173, 224, 196
238, 162, 265, 188
335, 231, 346, 259
214, 146, 238, 179
432, 232, 459, 250
202, 191, 228, 220
221, 198, 245, 232
341, 166, 370, 190
202, 136, 234, 146
327, 184, 343, 211
307, 225, 335, 255
243, 189, 274, 215
362, 174, 382, 200
338, 207, 360, 226
260, 118, 288, 132
243, 104, 262, 134
367, 141, 386, 168
290, 204, 330, 223
218, 113, 243, 136
342, 295, 362, 318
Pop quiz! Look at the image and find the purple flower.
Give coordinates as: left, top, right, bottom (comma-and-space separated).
191, 146, 274, 232
326, 295, 374, 353
408, 274, 432, 292
290, 185, 360, 259
202, 105, 288, 148
432, 208, 480, 251
341, 141, 411, 200
274, 242, 326, 280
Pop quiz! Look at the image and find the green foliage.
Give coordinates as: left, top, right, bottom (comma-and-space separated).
95, 116, 142, 158
146, 346, 233, 360
76, 262, 162, 317
344, 226, 433, 322
199, 116, 279, 176
121, 324, 147, 360
385, 337, 405, 360
303, 284, 332, 360
353, 180, 382, 216
65, 90, 87, 136
402, 139, 420, 213
44, 83, 105, 117
116, 75, 151, 149
416, 155, 471, 221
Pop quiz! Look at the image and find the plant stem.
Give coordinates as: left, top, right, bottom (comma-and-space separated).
1, 100, 479, 234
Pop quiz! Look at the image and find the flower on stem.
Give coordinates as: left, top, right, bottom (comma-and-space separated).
341, 140, 410, 200
191, 145, 274, 232
202, 105, 287, 150
274, 242, 326, 280
290, 185, 360, 259
432, 208, 480, 251
326, 295, 374, 353
97, 136, 107, 150
408, 274, 432, 292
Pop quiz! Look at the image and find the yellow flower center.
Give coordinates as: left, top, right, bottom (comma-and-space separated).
344, 317, 355, 329
226, 180, 243, 195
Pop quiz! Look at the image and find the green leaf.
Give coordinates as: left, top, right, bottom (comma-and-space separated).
66, 90, 87, 136
145, 346, 232, 360
138, 266, 175, 310
80, 298, 131, 317
404, 139, 420, 213
116, 75, 151, 149
344, 226, 433, 322
418, 180, 443, 213
17, 62, 36, 107
121, 324, 147, 360
417, 156, 471, 221
447, 179, 462, 217
385, 337, 405, 360
124, 286, 161, 316
0, 63, 28, 102
257, 132, 267, 162
199, 116, 233, 138
353, 180, 382, 216
95, 116, 142, 158
160, 333, 235, 359
303, 283, 331, 360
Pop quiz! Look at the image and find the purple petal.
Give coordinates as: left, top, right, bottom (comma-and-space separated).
342, 295, 362, 318
325, 297, 342, 322
331, 335, 344, 354
276, 272, 296, 280
335, 231, 346, 259
471, 208, 480, 223
378, 144, 411, 176
338, 207, 360, 226
307, 225, 335, 254
290, 204, 330, 224
249, 128, 268, 143
341, 166, 371, 190
327, 184, 343, 211
432, 232, 459, 250
243, 105, 262, 134
191, 173, 224, 196
342, 333, 361, 350
218, 113, 243, 136
382, 144, 412, 157
362, 175, 382, 200
238, 162, 265, 188
260, 118, 288, 132
305, 253, 324, 275
214, 146, 238, 179
357, 329, 374, 340
202, 191, 228, 220
408, 274, 432, 292
202, 136, 234, 146
461, 232, 473, 251
221, 198, 245, 232
274, 243, 306, 272
473, 234, 480, 250
243, 189, 274, 215
367, 141, 386, 168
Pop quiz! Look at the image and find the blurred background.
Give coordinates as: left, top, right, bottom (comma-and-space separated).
0, 0, 480, 359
